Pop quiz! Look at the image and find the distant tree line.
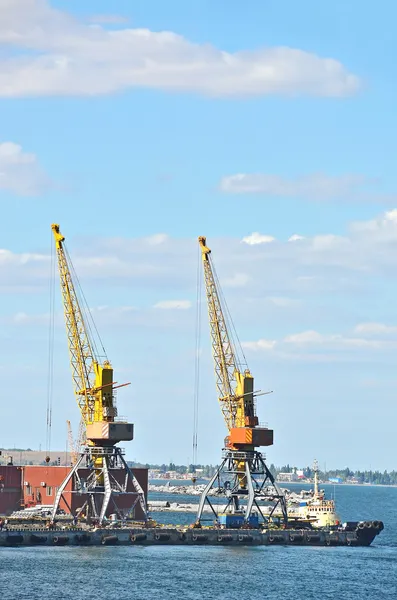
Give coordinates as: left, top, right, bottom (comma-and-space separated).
0, 447, 33, 452
269, 464, 397, 486
129, 461, 397, 486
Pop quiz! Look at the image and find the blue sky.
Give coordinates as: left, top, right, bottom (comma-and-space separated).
1, 0, 397, 470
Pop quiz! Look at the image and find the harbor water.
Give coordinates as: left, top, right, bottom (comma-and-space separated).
1, 484, 396, 599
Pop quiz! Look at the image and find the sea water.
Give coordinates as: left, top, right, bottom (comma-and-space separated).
0, 484, 396, 599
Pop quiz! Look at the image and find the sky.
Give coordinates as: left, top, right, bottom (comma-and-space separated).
1, 0, 397, 471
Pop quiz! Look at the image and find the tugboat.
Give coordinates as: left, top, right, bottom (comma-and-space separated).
296, 460, 341, 528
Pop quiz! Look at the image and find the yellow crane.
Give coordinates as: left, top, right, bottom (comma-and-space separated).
51, 224, 132, 443
50, 224, 147, 524
195, 236, 287, 527
66, 419, 85, 466
66, 420, 78, 466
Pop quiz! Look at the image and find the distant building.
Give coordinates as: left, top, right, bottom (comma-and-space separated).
148, 469, 160, 479
328, 477, 343, 484
347, 477, 360, 484
277, 472, 298, 482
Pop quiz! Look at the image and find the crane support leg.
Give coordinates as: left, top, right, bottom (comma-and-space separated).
99, 458, 112, 524
244, 459, 255, 521
51, 446, 148, 525
118, 451, 147, 520
195, 457, 228, 525
51, 451, 87, 523
195, 449, 288, 527
256, 453, 288, 524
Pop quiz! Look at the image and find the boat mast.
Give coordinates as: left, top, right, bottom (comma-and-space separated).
313, 459, 319, 498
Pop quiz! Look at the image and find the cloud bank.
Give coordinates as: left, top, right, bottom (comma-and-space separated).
0, 0, 360, 98
220, 173, 396, 203
3, 209, 397, 293
242, 324, 397, 363
0, 142, 50, 196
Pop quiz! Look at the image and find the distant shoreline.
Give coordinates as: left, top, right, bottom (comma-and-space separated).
149, 478, 397, 489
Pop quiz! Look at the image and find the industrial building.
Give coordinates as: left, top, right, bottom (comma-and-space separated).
0, 464, 148, 519
0, 466, 21, 516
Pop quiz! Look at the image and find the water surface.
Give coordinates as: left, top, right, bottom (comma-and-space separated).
1, 484, 396, 599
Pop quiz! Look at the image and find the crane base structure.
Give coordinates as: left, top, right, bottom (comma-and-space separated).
195, 449, 288, 528
50, 446, 147, 525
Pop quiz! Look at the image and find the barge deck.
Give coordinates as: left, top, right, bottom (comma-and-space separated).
0, 520, 383, 547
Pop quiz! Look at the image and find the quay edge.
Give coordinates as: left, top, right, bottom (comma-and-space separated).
0, 520, 384, 547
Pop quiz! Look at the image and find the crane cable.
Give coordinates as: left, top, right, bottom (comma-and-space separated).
65, 246, 107, 362
45, 233, 56, 460
209, 254, 249, 371
192, 243, 202, 468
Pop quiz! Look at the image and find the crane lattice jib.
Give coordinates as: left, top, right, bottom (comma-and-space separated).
66, 420, 78, 465
52, 224, 100, 425
198, 236, 240, 431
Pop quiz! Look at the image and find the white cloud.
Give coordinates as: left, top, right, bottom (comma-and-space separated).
0, 1, 360, 98
354, 322, 397, 336
242, 339, 276, 351
220, 172, 395, 203
284, 330, 326, 345
283, 329, 388, 349
288, 234, 305, 242
311, 234, 350, 252
89, 14, 129, 25
267, 296, 298, 308
145, 234, 169, 246
0, 248, 50, 273
4, 303, 193, 331
0, 142, 50, 195
221, 273, 251, 288
3, 207, 397, 304
13, 311, 48, 324
9, 307, 137, 326
242, 232, 275, 245
92, 305, 136, 314
243, 325, 397, 362
5, 211, 397, 372
153, 300, 192, 310
350, 209, 397, 241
